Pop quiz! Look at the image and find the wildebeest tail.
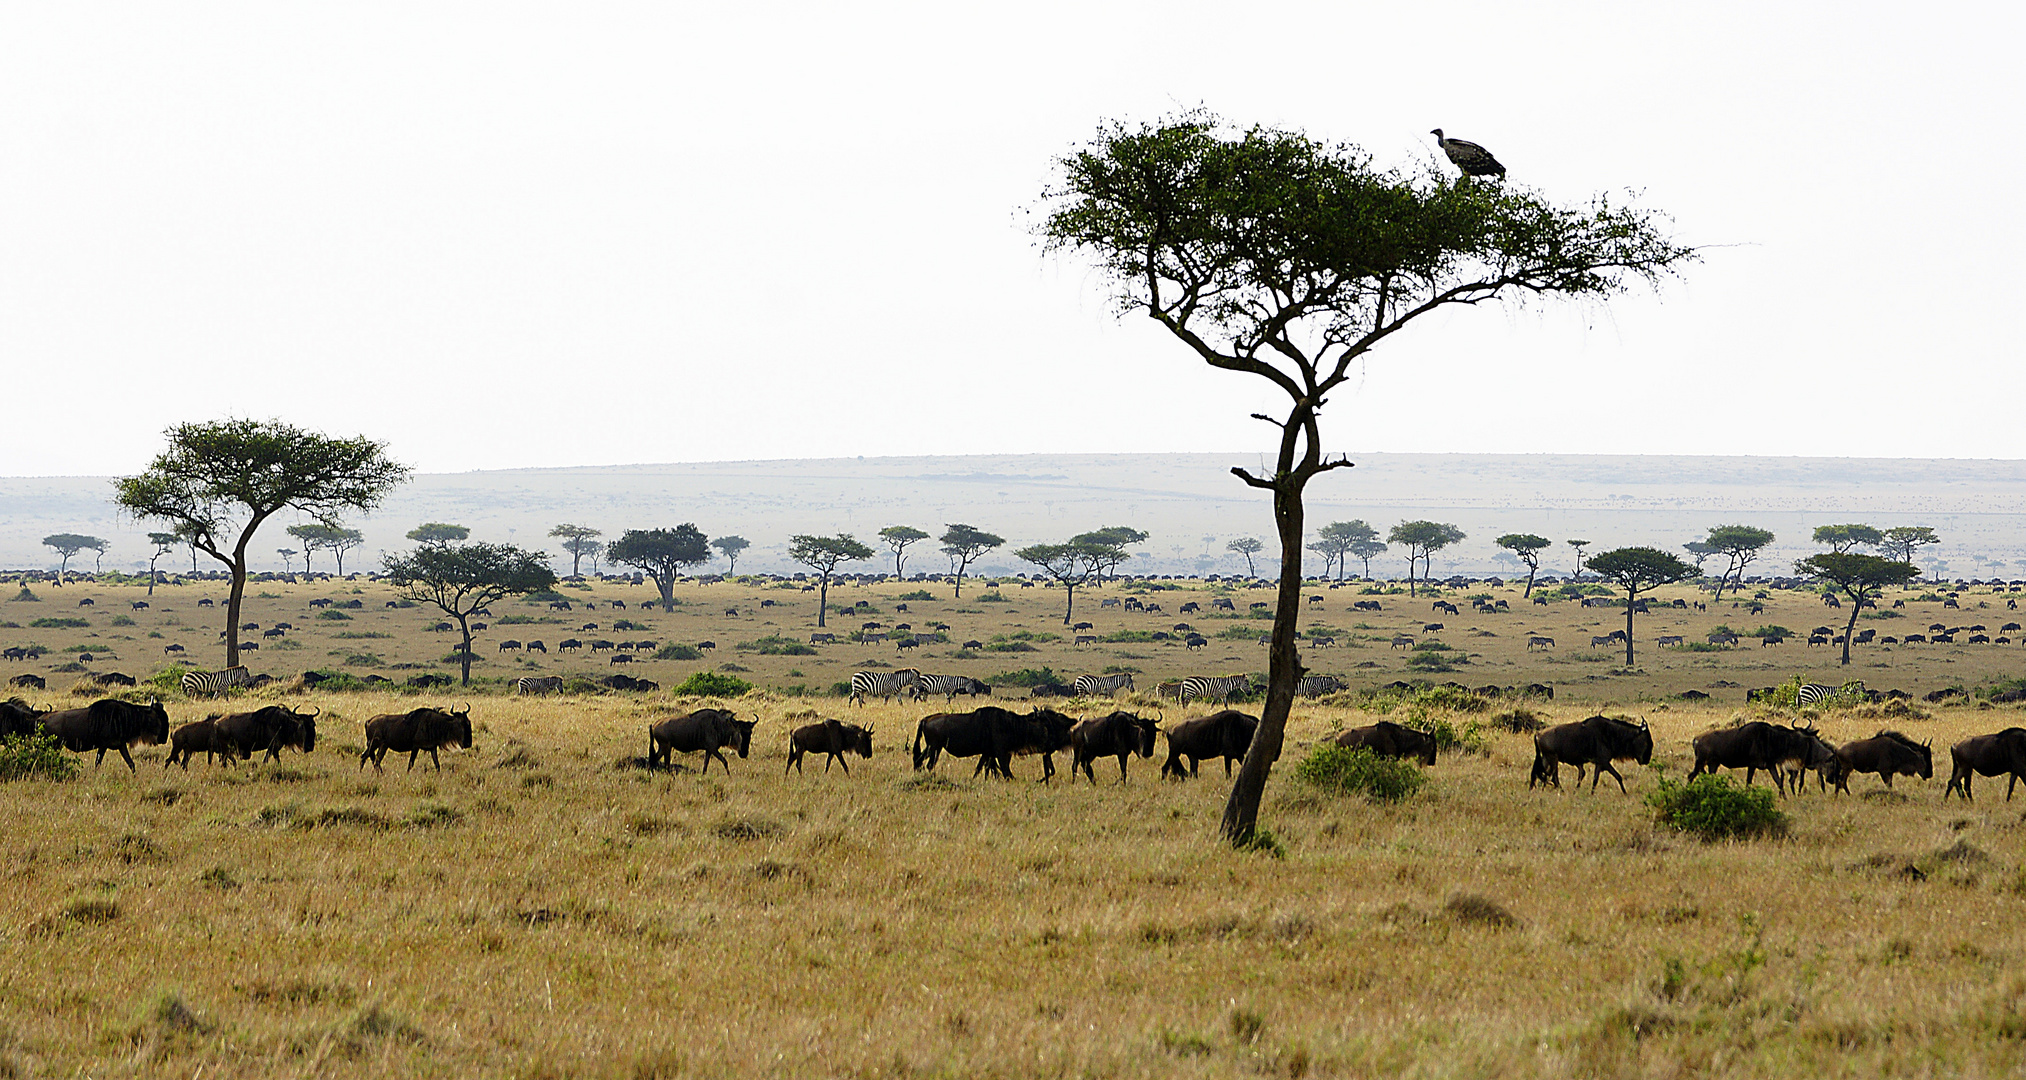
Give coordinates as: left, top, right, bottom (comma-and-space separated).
912, 717, 929, 770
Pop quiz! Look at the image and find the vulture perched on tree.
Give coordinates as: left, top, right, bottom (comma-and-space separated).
1431, 129, 1506, 179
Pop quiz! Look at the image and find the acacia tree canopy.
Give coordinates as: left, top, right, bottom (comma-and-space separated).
1796, 553, 1923, 665
1015, 541, 1119, 625
878, 525, 931, 579
1878, 526, 1940, 567
1705, 524, 1774, 602
939, 524, 1004, 598
1496, 533, 1551, 596
1813, 524, 1883, 554
384, 541, 556, 685
711, 535, 751, 575
788, 534, 874, 627
408, 522, 470, 545
40, 533, 104, 584
1583, 547, 1696, 667
1226, 536, 1265, 576
1389, 521, 1465, 597
607, 526, 711, 613
549, 524, 604, 577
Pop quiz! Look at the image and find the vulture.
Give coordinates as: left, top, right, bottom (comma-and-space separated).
1431, 129, 1505, 178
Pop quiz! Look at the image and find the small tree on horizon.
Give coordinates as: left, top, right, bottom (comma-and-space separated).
40, 534, 104, 585
1813, 524, 1883, 555
145, 532, 179, 595
1567, 539, 1591, 581
878, 525, 931, 579
1797, 553, 1923, 664
1496, 533, 1552, 597
384, 542, 556, 685
276, 548, 298, 573
1878, 526, 1940, 570
606, 526, 711, 613
1584, 547, 1697, 667
789, 534, 874, 627
407, 522, 470, 546
1682, 540, 1717, 572
1226, 536, 1264, 577
287, 521, 363, 576
1707, 524, 1775, 601
711, 535, 751, 575
1389, 521, 1465, 598
940, 524, 1004, 598
549, 524, 604, 578
1016, 540, 1118, 625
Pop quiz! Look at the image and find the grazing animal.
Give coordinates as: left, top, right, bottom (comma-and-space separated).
557, 639, 583, 651
1297, 675, 1346, 698
0, 697, 52, 738
1945, 728, 2026, 801
165, 719, 235, 769
1530, 715, 1653, 793
525, 640, 547, 653
1657, 635, 1684, 647
849, 669, 922, 706
10, 674, 46, 690
36, 698, 171, 772
785, 719, 873, 775
915, 673, 992, 702
1526, 636, 1554, 650
1178, 675, 1249, 705
516, 676, 565, 695
1073, 673, 1134, 697
1026, 682, 1075, 699
912, 706, 1077, 781
360, 705, 474, 772
181, 666, 254, 697
896, 637, 921, 652
1795, 681, 1854, 708
1070, 710, 1159, 784
1690, 721, 1813, 793
1160, 710, 1260, 779
1832, 731, 1932, 793
214, 704, 318, 763
1334, 720, 1437, 766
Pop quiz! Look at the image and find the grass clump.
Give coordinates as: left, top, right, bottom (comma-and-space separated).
735, 635, 816, 656
29, 617, 89, 629
1291, 744, 1425, 802
654, 643, 704, 660
0, 731, 79, 782
673, 671, 752, 697
316, 609, 353, 621
1646, 773, 1788, 841
988, 666, 1061, 688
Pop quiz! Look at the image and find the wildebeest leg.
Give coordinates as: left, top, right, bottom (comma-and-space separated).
1598, 761, 1626, 794
1039, 754, 1055, 784
710, 747, 729, 774
1117, 753, 1130, 785
1881, 773, 1893, 788
94, 748, 107, 768
117, 745, 137, 772
2008, 772, 2020, 801
784, 746, 801, 775
831, 752, 847, 775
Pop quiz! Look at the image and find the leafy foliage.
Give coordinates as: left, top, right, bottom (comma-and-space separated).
1646, 773, 1788, 841
672, 671, 752, 698
1292, 745, 1425, 802
0, 731, 79, 782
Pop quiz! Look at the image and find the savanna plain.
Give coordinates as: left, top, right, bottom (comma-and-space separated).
5, 574, 2026, 1078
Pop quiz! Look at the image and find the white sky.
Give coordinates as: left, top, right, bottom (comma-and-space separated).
2, 2, 2020, 476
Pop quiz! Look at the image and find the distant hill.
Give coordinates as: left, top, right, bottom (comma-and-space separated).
4, 453, 2022, 580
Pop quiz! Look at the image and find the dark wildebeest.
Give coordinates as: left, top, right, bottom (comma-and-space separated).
215, 704, 318, 764
10, 674, 45, 690
165, 719, 237, 769
912, 706, 1076, 781
0, 697, 51, 738
1688, 721, 1810, 794
1945, 728, 2026, 801
785, 719, 873, 775
37, 698, 171, 772
1160, 710, 1260, 780
1530, 715, 1653, 793
1333, 720, 1438, 766
1832, 730, 1933, 793
359, 705, 474, 773
646, 708, 755, 774
1780, 726, 1844, 794
1070, 710, 1158, 784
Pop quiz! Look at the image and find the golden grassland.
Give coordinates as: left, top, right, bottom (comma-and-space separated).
3, 578, 2026, 1077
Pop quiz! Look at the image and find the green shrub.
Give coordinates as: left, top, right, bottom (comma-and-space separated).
735, 635, 816, 656
316, 609, 352, 621
109, 614, 135, 627
976, 592, 1008, 603
305, 670, 373, 692
11, 586, 39, 602
988, 667, 1061, 688
333, 631, 391, 640
30, 617, 88, 629
494, 614, 540, 625
654, 643, 705, 660
1401, 716, 1487, 755
1103, 630, 1156, 643
985, 641, 1037, 653
147, 666, 190, 694
1291, 745, 1425, 801
524, 590, 565, 603
1645, 773, 1787, 840
0, 732, 79, 782
898, 590, 937, 601
673, 671, 752, 698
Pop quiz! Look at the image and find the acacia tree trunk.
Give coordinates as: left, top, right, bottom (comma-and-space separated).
1221, 474, 1303, 843
1623, 590, 1638, 667
458, 616, 474, 686
816, 572, 830, 627
1839, 591, 1862, 666
1522, 557, 1538, 598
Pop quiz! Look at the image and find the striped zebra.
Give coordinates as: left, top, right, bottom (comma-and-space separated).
1074, 673, 1135, 697
180, 666, 252, 697
915, 673, 991, 702
1796, 680, 1861, 708
1179, 675, 1249, 705
1297, 675, 1346, 699
516, 676, 565, 695
849, 668, 922, 706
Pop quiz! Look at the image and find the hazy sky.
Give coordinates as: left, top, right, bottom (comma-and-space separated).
2, 2, 2018, 477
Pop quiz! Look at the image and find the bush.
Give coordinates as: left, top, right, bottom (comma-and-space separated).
1103, 630, 1156, 643
976, 592, 1008, 603
654, 643, 705, 661
11, 586, 39, 602
673, 671, 752, 698
525, 590, 565, 602
109, 614, 135, 627
985, 641, 1037, 653
988, 667, 1060, 688
1291, 745, 1425, 801
1401, 716, 1487, 755
29, 617, 88, 629
317, 609, 352, 621
736, 635, 816, 656
898, 590, 937, 601
1645, 773, 1787, 840
0, 731, 79, 781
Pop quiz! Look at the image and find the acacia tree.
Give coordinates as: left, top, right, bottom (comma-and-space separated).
287, 521, 362, 575
1567, 539, 1591, 580
940, 524, 1004, 598
276, 548, 298, 573
1879, 527, 1940, 570
1706, 524, 1774, 601
384, 542, 555, 685
1813, 524, 1882, 554
115, 419, 409, 668
1584, 547, 1696, 667
1347, 532, 1388, 579
1389, 521, 1465, 597
1226, 537, 1264, 576
1496, 533, 1551, 597
407, 522, 469, 546
1016, 540, 1119, 625
549, 524, 604, 577
878, 525, 931, 579
1797, 553, 1923, 665
1074, 526, 1147, 582
1682, 540, 1717, 572
1042, 113, 1692, 844
607, 526, 711, 612
40, 534, 103, 585
711, 535, 751, 575
789, 534, 873, 627
1304, 538, 1341, 580
145, 532, 179, 596
1310, 522, 1371, 582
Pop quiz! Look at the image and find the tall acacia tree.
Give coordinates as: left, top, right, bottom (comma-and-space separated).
607, 526, 711, 613
1567, 538, 1591, 581
711, 535, 751, 575
1042, 113, 1693, 844
287, 521, 363, 576
1706, 524, 1775, 602
384, 542, 555, 685
1813, 524, 1882, 554
549, 524, 604, 577
1496, 533, 1551, 597
878, 525, 931, 579
939, 524, 1003, 598
1074, 526, 1147, 582
1226, 537, 1264, 576
1583, 547, 1696, 668
789, 534, 873, 627
1389, 521, 1465, 598
115, 419, 409, 668
40, 534, 104, 585
1346, 530, 1388, 580
1879, 526, 1940, 569
407, 522, 469, 546
1016, 540, 1119, 625
1796, 553, 1923, 666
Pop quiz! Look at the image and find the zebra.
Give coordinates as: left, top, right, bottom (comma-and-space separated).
180, 666, 252, 697
1074, 673, 1135, 697
1297, 675, 1346, 698
915, 673, 991, 702
849, 668, 922, 706
1796, 681, 1860, 708
516, 676, 565, 695
1179, 675, 1249, 705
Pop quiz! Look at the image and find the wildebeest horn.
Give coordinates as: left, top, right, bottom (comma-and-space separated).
300, 705, 321, 717
455, 702, 471, 717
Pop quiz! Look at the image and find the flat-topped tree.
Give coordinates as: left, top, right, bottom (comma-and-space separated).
286, 522, 363, 575
1879, 527, 1940, 570
1706, 525, 1774, 601
276, 548, 297, 574
1682, 540, 1717, 573
1813, 524, 1882, 555
1496, 534, 1551, 597
40, 534, 104, 585
1584, 547, 1696, 667
878, 526, 931, 579
549, 524, 604, 578
384, 542, 555, 686
1041, 112, 1693, 845
407, 522, 469, 546
1016, 540, 1120, 625
711, 535, 750, 576
1797, 553, 1923, 665
607, 526, 710, 613
1308, 522, 1368, 581
115, 419, 409, 669
1226, 537, 1264, 577
1073, 526, 1147, 583
789, 534, 873, 628
939, 524, 1003, 598
1389, 521, 1464, 598
1347, 530, 1388, 580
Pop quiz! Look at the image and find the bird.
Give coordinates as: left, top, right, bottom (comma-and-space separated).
1430, 129, 1506, 179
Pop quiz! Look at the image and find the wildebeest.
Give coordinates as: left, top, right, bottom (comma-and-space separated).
10, 673, 46, 690
1832, 730, 1933, 793
0, 696, 51, 738
1945, 728, 2026, 801
1160, 710, 1260, 780
37, 698, 171, 772
165, 719, 236, 769
1690, 720, 1813, 794
1069, 710, 1158, 784
785, 719, 873, 775
1779, 726, 1842, 794
912, 706, 1076, 781
1530, 715, 1653, 793
646, 708, 755, 774
1333, 720, 1438, 766
359, 705, 474, 772
215, 704, 318, 763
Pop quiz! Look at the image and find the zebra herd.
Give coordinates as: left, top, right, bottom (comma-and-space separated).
847, 669, 994, 706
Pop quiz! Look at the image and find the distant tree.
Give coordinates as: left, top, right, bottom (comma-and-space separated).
1495, 533, 1552, 597
1706, 524, 1775, 602
878, 525, 931, 579
1226, 537, 1264, 577
940, 524, 1004, 598
1073, 526, 1147, 582
1878, 526, 1941, 569
287, 521, 362, 575
1682, 540, 1718, 572
1813, 524, 1883, 554
407, 522, 470, 546
1566, 539, 1591, 580
1310, 522, 1374, 582
116, 418, 409, 668
276, 548, 298, 573
286, 523, 325, 573
789, 534, 874, 627
40, 534, 103, 585
1796, 553, 1924, 665
145, 532, 179, 596
549, 524, 604, 577
87, 538, 108, 573
1388, 522, 1465, 598
1583, 547, 1697, 667
384, 542, 556, 686
1016, 540, 1120, 625
1346, 534, 1388, 580
1303, 539, 1339, 581
711, 535, 751, 575
607, 526, 711, 613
